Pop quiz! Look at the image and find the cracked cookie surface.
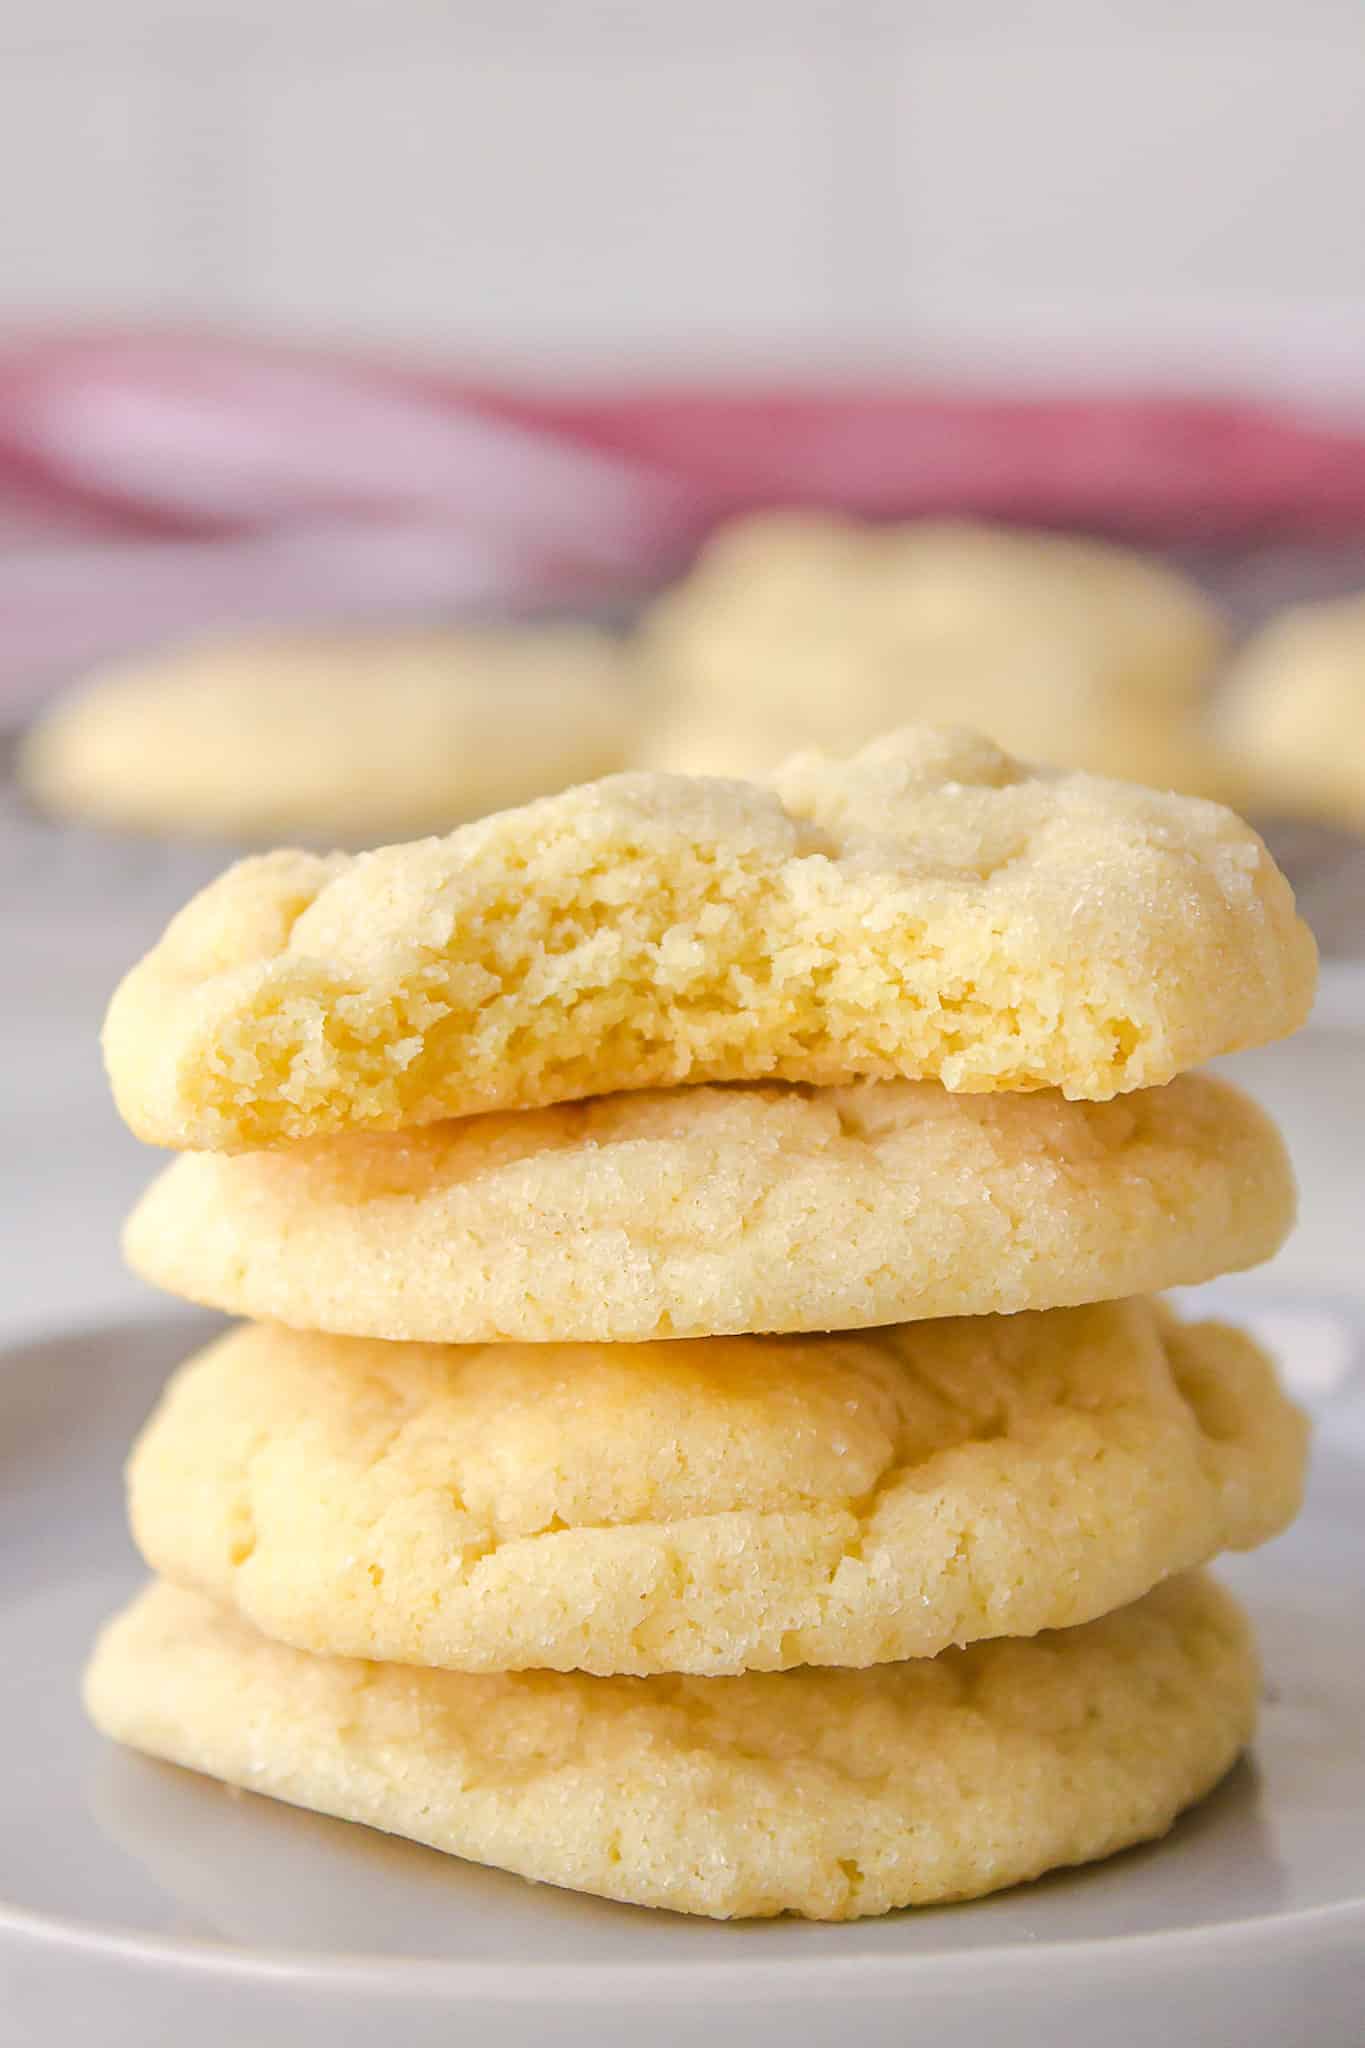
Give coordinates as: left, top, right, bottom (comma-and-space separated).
103, 725, 1315, 1150
84, 1572, 1256, 1919
126, 1302, 1306, 1676
124, 1072, 1295, 1342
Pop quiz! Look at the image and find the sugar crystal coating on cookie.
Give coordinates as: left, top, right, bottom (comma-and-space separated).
84, 1573, 1257, 1920
103, 726, 1316, 1149
126, 1301, 1307, 1677
124, 1073, 1296, 1341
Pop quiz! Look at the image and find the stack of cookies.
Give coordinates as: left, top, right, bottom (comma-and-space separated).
86, 726, 1315, 1921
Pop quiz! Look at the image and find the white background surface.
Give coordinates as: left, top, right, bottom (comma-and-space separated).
0, 1, 1364, 395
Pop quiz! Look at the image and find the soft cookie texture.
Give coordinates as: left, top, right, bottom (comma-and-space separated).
1217, 593, 1365, 830
126, 1303, 1306, 1677
124, 1073, 1295, 1343
20, 622, 636, 842
85, 1574, 1257, 1920
641, 514, 1229, 796
103, 726, 1315, 1150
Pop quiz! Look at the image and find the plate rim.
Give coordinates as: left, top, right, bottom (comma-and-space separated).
3, 1887, 1363, 1997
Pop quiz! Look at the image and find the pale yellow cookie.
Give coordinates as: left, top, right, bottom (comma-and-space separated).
640, 514, 1229, 795
103, 726, 1314, 1150
19, 622, 636, 841
124, 1074, 1294, 1343
1217, 593, 1365, 830
85, 1573, 1257, 1920
126, 1303, 1306, 1678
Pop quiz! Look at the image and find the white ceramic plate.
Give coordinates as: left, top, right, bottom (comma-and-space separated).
2, 1301, 1362, 2048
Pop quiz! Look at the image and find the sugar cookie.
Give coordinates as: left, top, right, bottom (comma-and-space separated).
103, 726, 1314, 1149
124, 1074, 1294, 1342
641, 515, 1228, 794
20, 623, 636, 841
85, 1574, 1256, 1920
126, 1303, 1305, 1677
1217, 593, 1365, 830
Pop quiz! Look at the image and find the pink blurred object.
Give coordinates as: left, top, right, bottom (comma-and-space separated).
4, 328, 1365, 701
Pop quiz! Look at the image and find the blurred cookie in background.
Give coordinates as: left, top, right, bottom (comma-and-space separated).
1217, 592, 1365, 832
18, 622, 637, 844
638, 513, 1230, 797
